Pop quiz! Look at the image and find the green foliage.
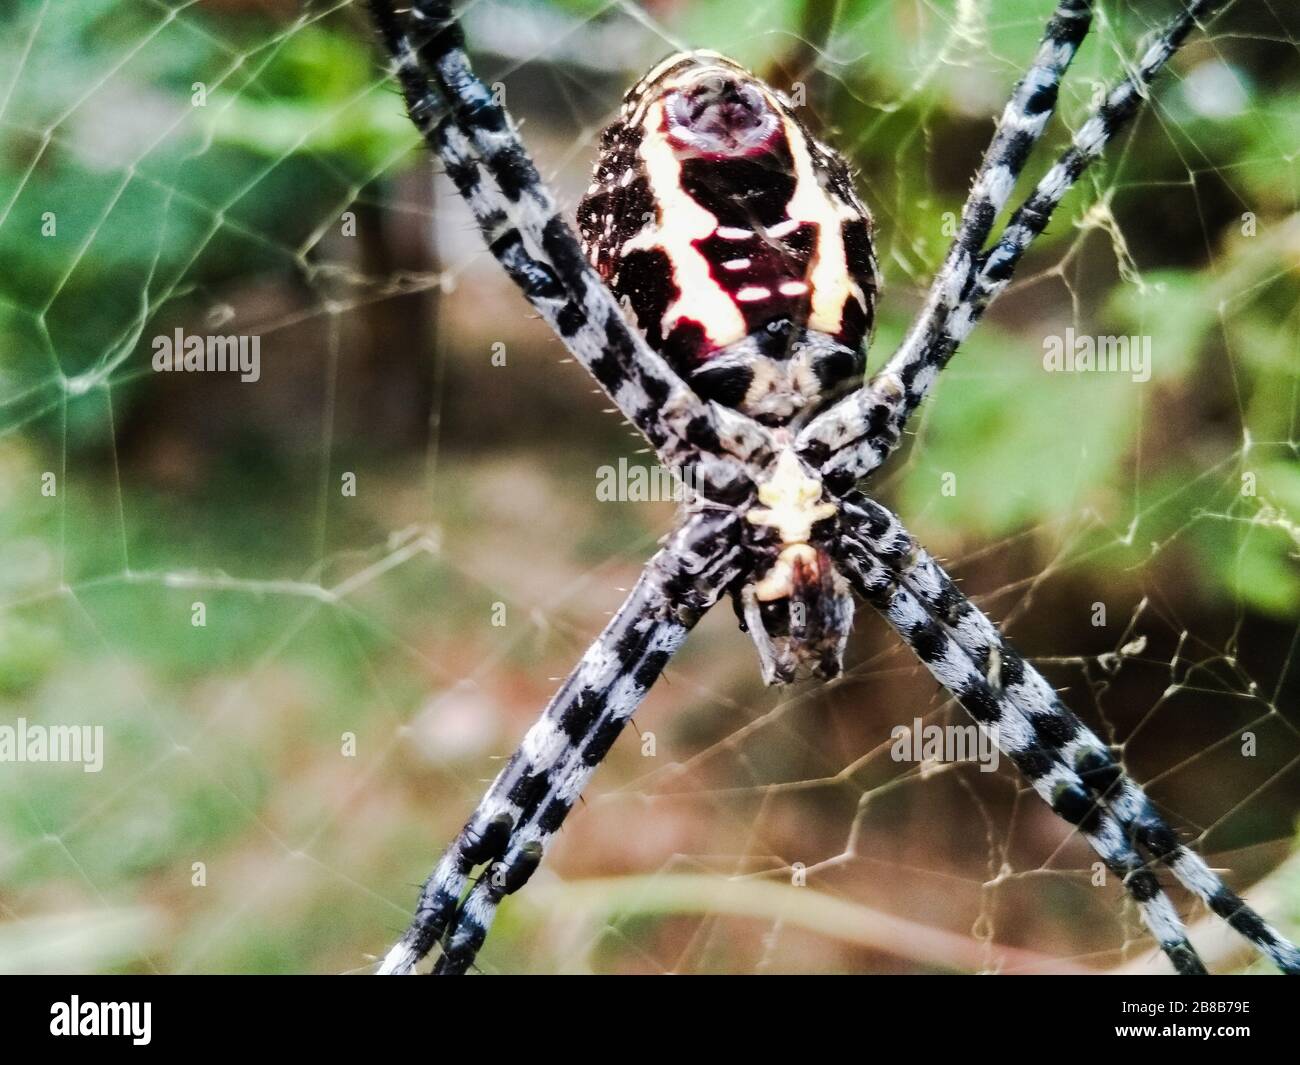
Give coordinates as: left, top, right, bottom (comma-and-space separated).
0, 0, 411, 435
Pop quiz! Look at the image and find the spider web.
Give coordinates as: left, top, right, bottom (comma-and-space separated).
0, 0, 1297, 975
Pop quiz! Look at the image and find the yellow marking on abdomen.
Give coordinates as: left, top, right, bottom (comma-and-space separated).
780, 115, 855, 336
623, 101, 746, 346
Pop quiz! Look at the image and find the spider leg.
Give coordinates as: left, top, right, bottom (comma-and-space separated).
378, 510, 746, 975
368, 0, 774, 485
833, 533, 1207, 974
429, 116, 764, 498
935, 0, 1093, 275
799, 0, 1228, 490
838, 496, 1300, 974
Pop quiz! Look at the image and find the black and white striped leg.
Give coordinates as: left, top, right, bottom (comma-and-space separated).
378, 510, 746, 975
429, 117, 767, 500
941, 0, 1093, 263
368, 0, 774, 483
793, 0, 1093, 480
868, 0, 1093, 454
832, 535, 1207, 973
971, 0, 1229, 321
839, 495, 1300, 974
799, 0, 1229, 490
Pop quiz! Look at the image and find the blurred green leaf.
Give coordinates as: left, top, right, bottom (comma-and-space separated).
897, 317, 1138, 539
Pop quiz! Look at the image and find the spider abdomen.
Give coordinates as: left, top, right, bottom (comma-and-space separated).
578, 51, 879, 426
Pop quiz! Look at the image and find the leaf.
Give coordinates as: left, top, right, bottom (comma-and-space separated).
896, 318, 1141, 540
1105, 270, 1215, 381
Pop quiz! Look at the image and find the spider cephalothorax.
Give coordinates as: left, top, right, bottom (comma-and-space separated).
737, 447, 855, 683
372, 0, 1300, 979
577, 51, 879, 427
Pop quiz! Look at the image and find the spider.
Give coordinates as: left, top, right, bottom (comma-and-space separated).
367, 0, 1300, 976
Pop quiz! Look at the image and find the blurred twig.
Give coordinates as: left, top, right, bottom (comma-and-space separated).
522, 873, 1098, 974
0, 908, 169, 975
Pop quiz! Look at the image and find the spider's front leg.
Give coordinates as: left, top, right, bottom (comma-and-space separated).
830, 525, 1207, 974
836, 496, 1300, 975
379, 509, 747, 975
